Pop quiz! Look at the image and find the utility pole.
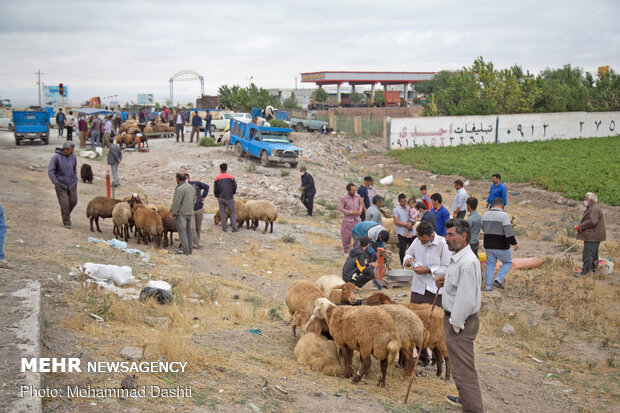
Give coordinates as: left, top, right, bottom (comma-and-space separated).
36, 70, 42, 107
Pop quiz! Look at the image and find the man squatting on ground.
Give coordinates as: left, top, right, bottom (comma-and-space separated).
435, 219, 483, 412
342, 236, 378, 288
351, 220, 390, 289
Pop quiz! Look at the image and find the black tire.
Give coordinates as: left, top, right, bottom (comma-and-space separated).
235, 142, 245, 158
289, 162, 298, 168
43, 138, 49, 145
15, 139, 21, 146
295, 122, 304, 132
260, 150, 270, 167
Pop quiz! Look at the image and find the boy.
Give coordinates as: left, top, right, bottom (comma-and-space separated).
420, 185, 431, 210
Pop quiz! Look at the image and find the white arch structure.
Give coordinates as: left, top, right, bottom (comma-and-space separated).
169, 70, 205, 107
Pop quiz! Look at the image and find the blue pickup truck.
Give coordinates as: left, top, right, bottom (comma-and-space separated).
229, 119, 302, 167
12, 110, 51, 145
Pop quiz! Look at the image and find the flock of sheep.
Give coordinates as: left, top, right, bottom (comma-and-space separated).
85, 194, 279, 248
115, 120, 175, 149
286, 276, 450, 387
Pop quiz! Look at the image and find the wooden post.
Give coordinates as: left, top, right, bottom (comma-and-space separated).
383, 117, 388, 146
354, 116, 361, 136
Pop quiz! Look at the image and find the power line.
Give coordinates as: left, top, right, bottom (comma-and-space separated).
0, 72, 163, 81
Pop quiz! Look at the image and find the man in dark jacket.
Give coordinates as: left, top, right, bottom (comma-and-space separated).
170, 173, 196, 255
204, 111, 213, 137
214, 163, 238, 232
575, 192, 606, 277
48, 141, 78, 228
185, 173, 209, 249
174, 109, 186, 142
357, 176, 372, 221
299, 166, 316, 216
56, 109, 66, 137
342, 236, 378, 288
107, 136, 122, 187
190, 111, 202, 143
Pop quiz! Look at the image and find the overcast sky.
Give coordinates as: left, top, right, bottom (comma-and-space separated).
1, 0, 618, 106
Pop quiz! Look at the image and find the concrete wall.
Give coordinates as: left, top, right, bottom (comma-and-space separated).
387, 112, 620, 149
315, 106, 423, 119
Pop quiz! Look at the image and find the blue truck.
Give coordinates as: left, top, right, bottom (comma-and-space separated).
12, 110, 51, 145
229, 119, 302, 168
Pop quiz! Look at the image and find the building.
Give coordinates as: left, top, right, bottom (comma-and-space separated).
267, 88, 315, 109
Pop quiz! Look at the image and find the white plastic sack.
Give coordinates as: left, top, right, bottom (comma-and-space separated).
83, 262, 135, 286
146, 280, 172, 291
379, 175, 393, 185
95, 147, 103, 157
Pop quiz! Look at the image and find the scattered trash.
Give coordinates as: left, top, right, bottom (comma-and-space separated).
379, 175, 393, 185
146, 280, 171, 291
502, 324, 516, 335
599, 258, 614, 274
82, 262, 135, 286
17, 239, 25, 244
532, 357, 544, 363
245, 329, 262, 335
89, 313, 104, 322
95, 147, 103, 157
88, 237, 150, 262
214, 300, 221, 307
139, 287, 173, 304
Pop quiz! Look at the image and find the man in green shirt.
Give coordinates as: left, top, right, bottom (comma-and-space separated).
170, 172, 196, 255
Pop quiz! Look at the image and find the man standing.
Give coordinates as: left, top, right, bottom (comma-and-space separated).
170, 173, 196, 255
338, 183, 362, 254
65, 110, 75, 141
78, 115, 88, 148
430, 193, 450, 236
0, 204, 11, 269
114, 108, 123, 133
367, 177, 377, 203
204, 111, 213, 137
393, 193, 413, 265
91, 115, 102, 147
48, 141, 78, 228
56, 108, 66, 137
175, 109, 185, 142
357, 177, 372, 221
342, 236, 379, 288
107, 136, 122, 187
403, 221, 451, 306
300, 166, 316, 216
103, 116, 113, 148
482, 198, 518, 290
575, 192, 606, 277
365, 195, 384, 225
466, 197, 482, 257
452, 179, 468, 219
435, 219, 483, 412
486, 173, 507, 208
185, 173, 210, 250
416, 201, 436, 231
214, 163, 238, 233
190, 111, 202, 143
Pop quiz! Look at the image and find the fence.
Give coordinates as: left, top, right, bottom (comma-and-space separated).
315, 112, 386, 138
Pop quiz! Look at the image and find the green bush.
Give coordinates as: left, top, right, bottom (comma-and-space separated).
269, 119, 290, 129
198, 137, 217, 147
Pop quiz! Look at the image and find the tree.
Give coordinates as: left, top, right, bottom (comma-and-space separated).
217, 83, 276, 112
187, 102, 193, 108
282, 92, 301, 110
373, 90, 385, 106
349, 91, 362, 106
591, 69, 620, 111
312, 88, 328, 104
154, 102, 161, 110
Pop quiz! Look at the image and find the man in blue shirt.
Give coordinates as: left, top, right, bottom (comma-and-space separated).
351, 220, 390, 258
185, 173, 209, 249
204, 111, 213, 137
486, 173, 507, 208
357, 176, 372, 221
430, 193, 450, 237
190, 111, 202, 143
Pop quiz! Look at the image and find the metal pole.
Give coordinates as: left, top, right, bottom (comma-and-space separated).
37, 70, 42, 107
169, 79, 174, 108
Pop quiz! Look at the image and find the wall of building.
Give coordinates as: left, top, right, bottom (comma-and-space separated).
387, 111, 620, 149
316, 106, 423, 119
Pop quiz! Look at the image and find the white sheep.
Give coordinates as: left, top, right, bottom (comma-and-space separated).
245, 200, 278, 233
312, 297, 401, 387
315, 275, 359, 305
112, 202, 132, 242
294, 332, 343, 377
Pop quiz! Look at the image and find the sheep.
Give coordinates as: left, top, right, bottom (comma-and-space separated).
359, 291, 394, 306
315, 275, 359, 305
213, 199, 249, 229
245, 200, 277, 233
290, 308, 310, 337
161, 215, 177, 248
86, 196, 122, 232
156, 205, 171, 218
123, 133, 137, 148
285, 280, 330, 335
294, 332, 343, 377
131, 198, 163, 247
115, 133, 125, 148
80, 164, 93, 184
112, 202, 132, 242
379, 304, 424, 377
313, 297, 401, 386
402, 303, 450, 381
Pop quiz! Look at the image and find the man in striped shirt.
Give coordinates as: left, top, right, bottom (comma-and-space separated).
482, 198, 518, 290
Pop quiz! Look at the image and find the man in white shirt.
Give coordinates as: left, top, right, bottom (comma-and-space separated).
403, 220, 451, 307
434, 219, 483, 412
452, 179, 468, 219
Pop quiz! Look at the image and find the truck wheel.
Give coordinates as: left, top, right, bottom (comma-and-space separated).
295, 123, 304, 132
43, 138, 49, 145
289, 162, 298, 168
235, 142, 244, 158
15, 138, 21, 146
260, 150, 270, 167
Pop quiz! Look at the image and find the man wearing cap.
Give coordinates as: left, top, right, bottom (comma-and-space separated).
48, 141, 78, 228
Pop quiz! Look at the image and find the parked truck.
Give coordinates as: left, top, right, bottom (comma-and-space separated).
289, 111, 329, 132
229, 119, 301, 167
12, 110, 50, 145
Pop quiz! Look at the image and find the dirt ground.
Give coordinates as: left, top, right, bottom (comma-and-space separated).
0, 127, 618, 413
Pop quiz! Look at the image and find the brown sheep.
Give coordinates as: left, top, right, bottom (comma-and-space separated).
245, 200, 277, 233
156, 205, 171, 218
131, 201, 163, 248
112, 202, 132, 242
290, 308, 310, 337
161, 215, 177, 248
123, 133, 137, 148
285, 280, 329, 335
315, 275, 344, 295
402, 303, 450, 381
360, 291, 395, 306
313, 298, 400, 387
294, 332, 343, 377
380, 304, 424, 377
327, 282, 359, 305
86, 196, 122, 232
213, 200, 249, 229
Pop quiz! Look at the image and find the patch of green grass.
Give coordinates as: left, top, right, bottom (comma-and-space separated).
280, 169, 290, 177
389, 136, 620, 205
246, 164, 257, 173
83, 289, 113, 318
309, 256, 333, 265
261, 399, 282, 412
317, 199, 338, 210
280, 234, 296, 243
268, 307, 283, 321
198, 137, 217, 147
